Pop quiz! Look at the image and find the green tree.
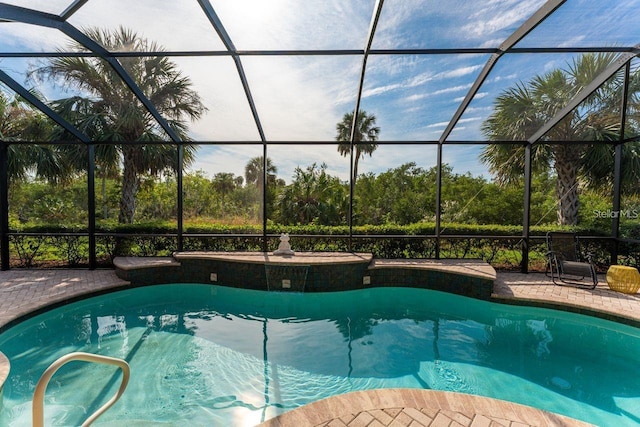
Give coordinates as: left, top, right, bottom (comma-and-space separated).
336, 110, 380, 184
183, 170, 216, 218
33, 26, 205, 224
277, 163, 348, 225
355, 163, 435, 225
136, 175, 177, 221
481, 52, 640, 226
213, 172, 241, 212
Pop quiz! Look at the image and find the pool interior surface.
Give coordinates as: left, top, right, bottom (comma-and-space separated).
0, 284, 639, 426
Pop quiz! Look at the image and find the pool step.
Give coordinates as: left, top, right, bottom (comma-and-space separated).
113, 256, 181, 285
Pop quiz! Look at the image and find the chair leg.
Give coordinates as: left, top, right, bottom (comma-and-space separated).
549, 258, 561, 285
590, 264, 598, 288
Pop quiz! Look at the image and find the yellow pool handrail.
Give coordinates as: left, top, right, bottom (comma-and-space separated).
32, 352, 130, 427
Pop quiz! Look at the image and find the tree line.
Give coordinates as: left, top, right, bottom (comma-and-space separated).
9, 156, 628, 236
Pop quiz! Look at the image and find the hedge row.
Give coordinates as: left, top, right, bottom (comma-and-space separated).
6, 221, 638, 270
8, 220, 612, 236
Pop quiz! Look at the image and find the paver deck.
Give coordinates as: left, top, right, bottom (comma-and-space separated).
1, 267, 639, 426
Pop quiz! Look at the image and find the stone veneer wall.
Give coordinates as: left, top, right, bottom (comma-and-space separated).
367, 267, 492, 300
114, 254, 494, 299
117, 258, 373, 292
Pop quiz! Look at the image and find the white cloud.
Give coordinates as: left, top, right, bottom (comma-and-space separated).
464, 0, 545, 39
0, 22, 75, 52
364, 62, 484, 103
434, 64, 484, 80
453, 92, 488, 103
558, 35, 586, 49
190, 142, 354, 184
362, 83, 403, 98
491, 73, 519, 82
266, 144, 350, 183
425, 117, 481, 129
479, 38, 506, 49
405, 84, 473, 102
465, 106, 493, 114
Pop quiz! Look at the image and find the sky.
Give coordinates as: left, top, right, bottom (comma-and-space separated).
0, 0, 639, 183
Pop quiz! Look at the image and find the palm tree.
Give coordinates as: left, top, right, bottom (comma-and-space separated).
0, 91, 62, 182
244, 156, 282, 222
481, 52, 640, 226
212, 172, 238, 205
244, 156, 277, 188
32, 26, 205, 223
336, 111, 380, 185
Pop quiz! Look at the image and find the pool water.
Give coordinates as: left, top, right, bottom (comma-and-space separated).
0, 284, 639, 426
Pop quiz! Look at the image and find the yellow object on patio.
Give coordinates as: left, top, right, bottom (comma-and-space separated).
606, 265, 640, 294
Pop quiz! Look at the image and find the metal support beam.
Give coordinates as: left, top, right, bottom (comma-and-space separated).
611, 143, 622, 264
0, 143, 8, 270
522, 144, 533, 273
87, 144, 96, 269
350, 0, 385, 144
435, 143, 442, 259
60, 0, 89, 20
611, 62, 631, 264
197, 0, 269, 249
177, 145, 184, 252
197, 0, 266, 142
348, 0, 385, 250
262, 145, 268, 252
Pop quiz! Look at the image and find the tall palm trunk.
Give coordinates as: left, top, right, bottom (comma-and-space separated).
119, 146, 139, 224
554, 145, 582, 225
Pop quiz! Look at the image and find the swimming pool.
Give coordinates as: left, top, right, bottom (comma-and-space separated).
0, 284, 639, 426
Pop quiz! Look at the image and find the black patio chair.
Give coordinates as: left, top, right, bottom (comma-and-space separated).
546, 231, 598, 289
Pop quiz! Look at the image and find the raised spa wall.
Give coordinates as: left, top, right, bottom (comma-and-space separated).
114, 251, 496, 300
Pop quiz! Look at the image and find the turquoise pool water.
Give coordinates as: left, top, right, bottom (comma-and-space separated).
0, 284, 639, 426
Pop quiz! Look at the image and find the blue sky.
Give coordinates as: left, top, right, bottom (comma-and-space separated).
1, 0, 639, 182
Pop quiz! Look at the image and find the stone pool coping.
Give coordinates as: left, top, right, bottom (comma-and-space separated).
173, 251, 374, 265
369, 258, 495, 280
